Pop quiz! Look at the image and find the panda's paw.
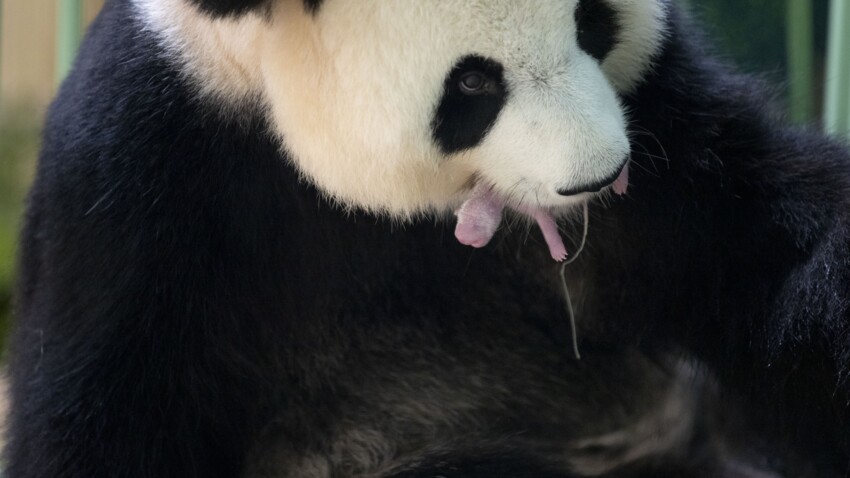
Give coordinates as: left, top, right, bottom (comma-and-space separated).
532, 210, 568, 262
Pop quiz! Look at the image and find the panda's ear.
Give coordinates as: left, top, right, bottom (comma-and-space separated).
187, 0, 269, 17
188, 0, 324, 17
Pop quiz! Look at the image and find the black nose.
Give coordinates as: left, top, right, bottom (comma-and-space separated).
556, 160, 628, 197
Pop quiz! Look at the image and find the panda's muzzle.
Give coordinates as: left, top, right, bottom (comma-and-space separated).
455, 157, 630, 262
556, 157, 630, 197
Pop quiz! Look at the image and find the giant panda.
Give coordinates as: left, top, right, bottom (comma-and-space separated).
7, 0, 850, 476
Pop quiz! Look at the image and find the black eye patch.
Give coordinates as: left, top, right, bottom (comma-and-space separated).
432, 55, 508, 154
575, 0, 620, 61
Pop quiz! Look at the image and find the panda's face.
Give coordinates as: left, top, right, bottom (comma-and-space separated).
139, 0, 667, 218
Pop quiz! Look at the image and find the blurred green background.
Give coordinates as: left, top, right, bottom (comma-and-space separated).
698, 0, 829, 74
0, 0, 840, 349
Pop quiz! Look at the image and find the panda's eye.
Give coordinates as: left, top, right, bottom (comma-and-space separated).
433, 55, 507, 153
458, 72, 488, 94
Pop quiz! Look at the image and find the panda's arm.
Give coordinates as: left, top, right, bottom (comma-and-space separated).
603, 8, 850, 462
4, 2, 287, 476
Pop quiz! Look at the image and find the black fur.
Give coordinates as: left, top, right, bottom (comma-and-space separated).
432, 55, 508, 154
573, 7, 850, 474
387, 453, 573, 478
557, 160, 628, 196
189, 0, 322, 16
189, 0, 268, 17
575, 0, 620, 61
7, 1, 850, 478
303, 0, 322, 15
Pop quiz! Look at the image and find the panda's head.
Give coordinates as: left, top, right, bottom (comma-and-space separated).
139, 0, 667, 218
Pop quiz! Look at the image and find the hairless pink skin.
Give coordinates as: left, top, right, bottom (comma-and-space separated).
454, 186, 568, 261
454, 164, 629, 261
532, 211, 568, 261
454, 184, 505, 249
613, 162, 630, 196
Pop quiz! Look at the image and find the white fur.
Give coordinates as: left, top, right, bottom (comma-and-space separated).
136, 0, 668, 217
602, 0, 669, 93
134, 0, 266, 102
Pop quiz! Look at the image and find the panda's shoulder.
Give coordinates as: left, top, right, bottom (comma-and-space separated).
47, 0, 185, 151
35, 0, 281, 230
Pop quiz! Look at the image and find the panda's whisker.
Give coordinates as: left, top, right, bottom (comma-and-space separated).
629, 141, 669, 176
629, 154, 662, 178
630, 126, 671, 169
504, 179, 526, 204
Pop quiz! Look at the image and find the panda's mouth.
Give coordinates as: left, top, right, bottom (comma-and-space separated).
454, 163, 630, 261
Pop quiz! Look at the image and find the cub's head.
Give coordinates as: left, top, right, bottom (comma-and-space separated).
138, 0, 667, 218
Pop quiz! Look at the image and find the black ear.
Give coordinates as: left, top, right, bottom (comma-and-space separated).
188, 0, 325, 17
188, 0, 269, 17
